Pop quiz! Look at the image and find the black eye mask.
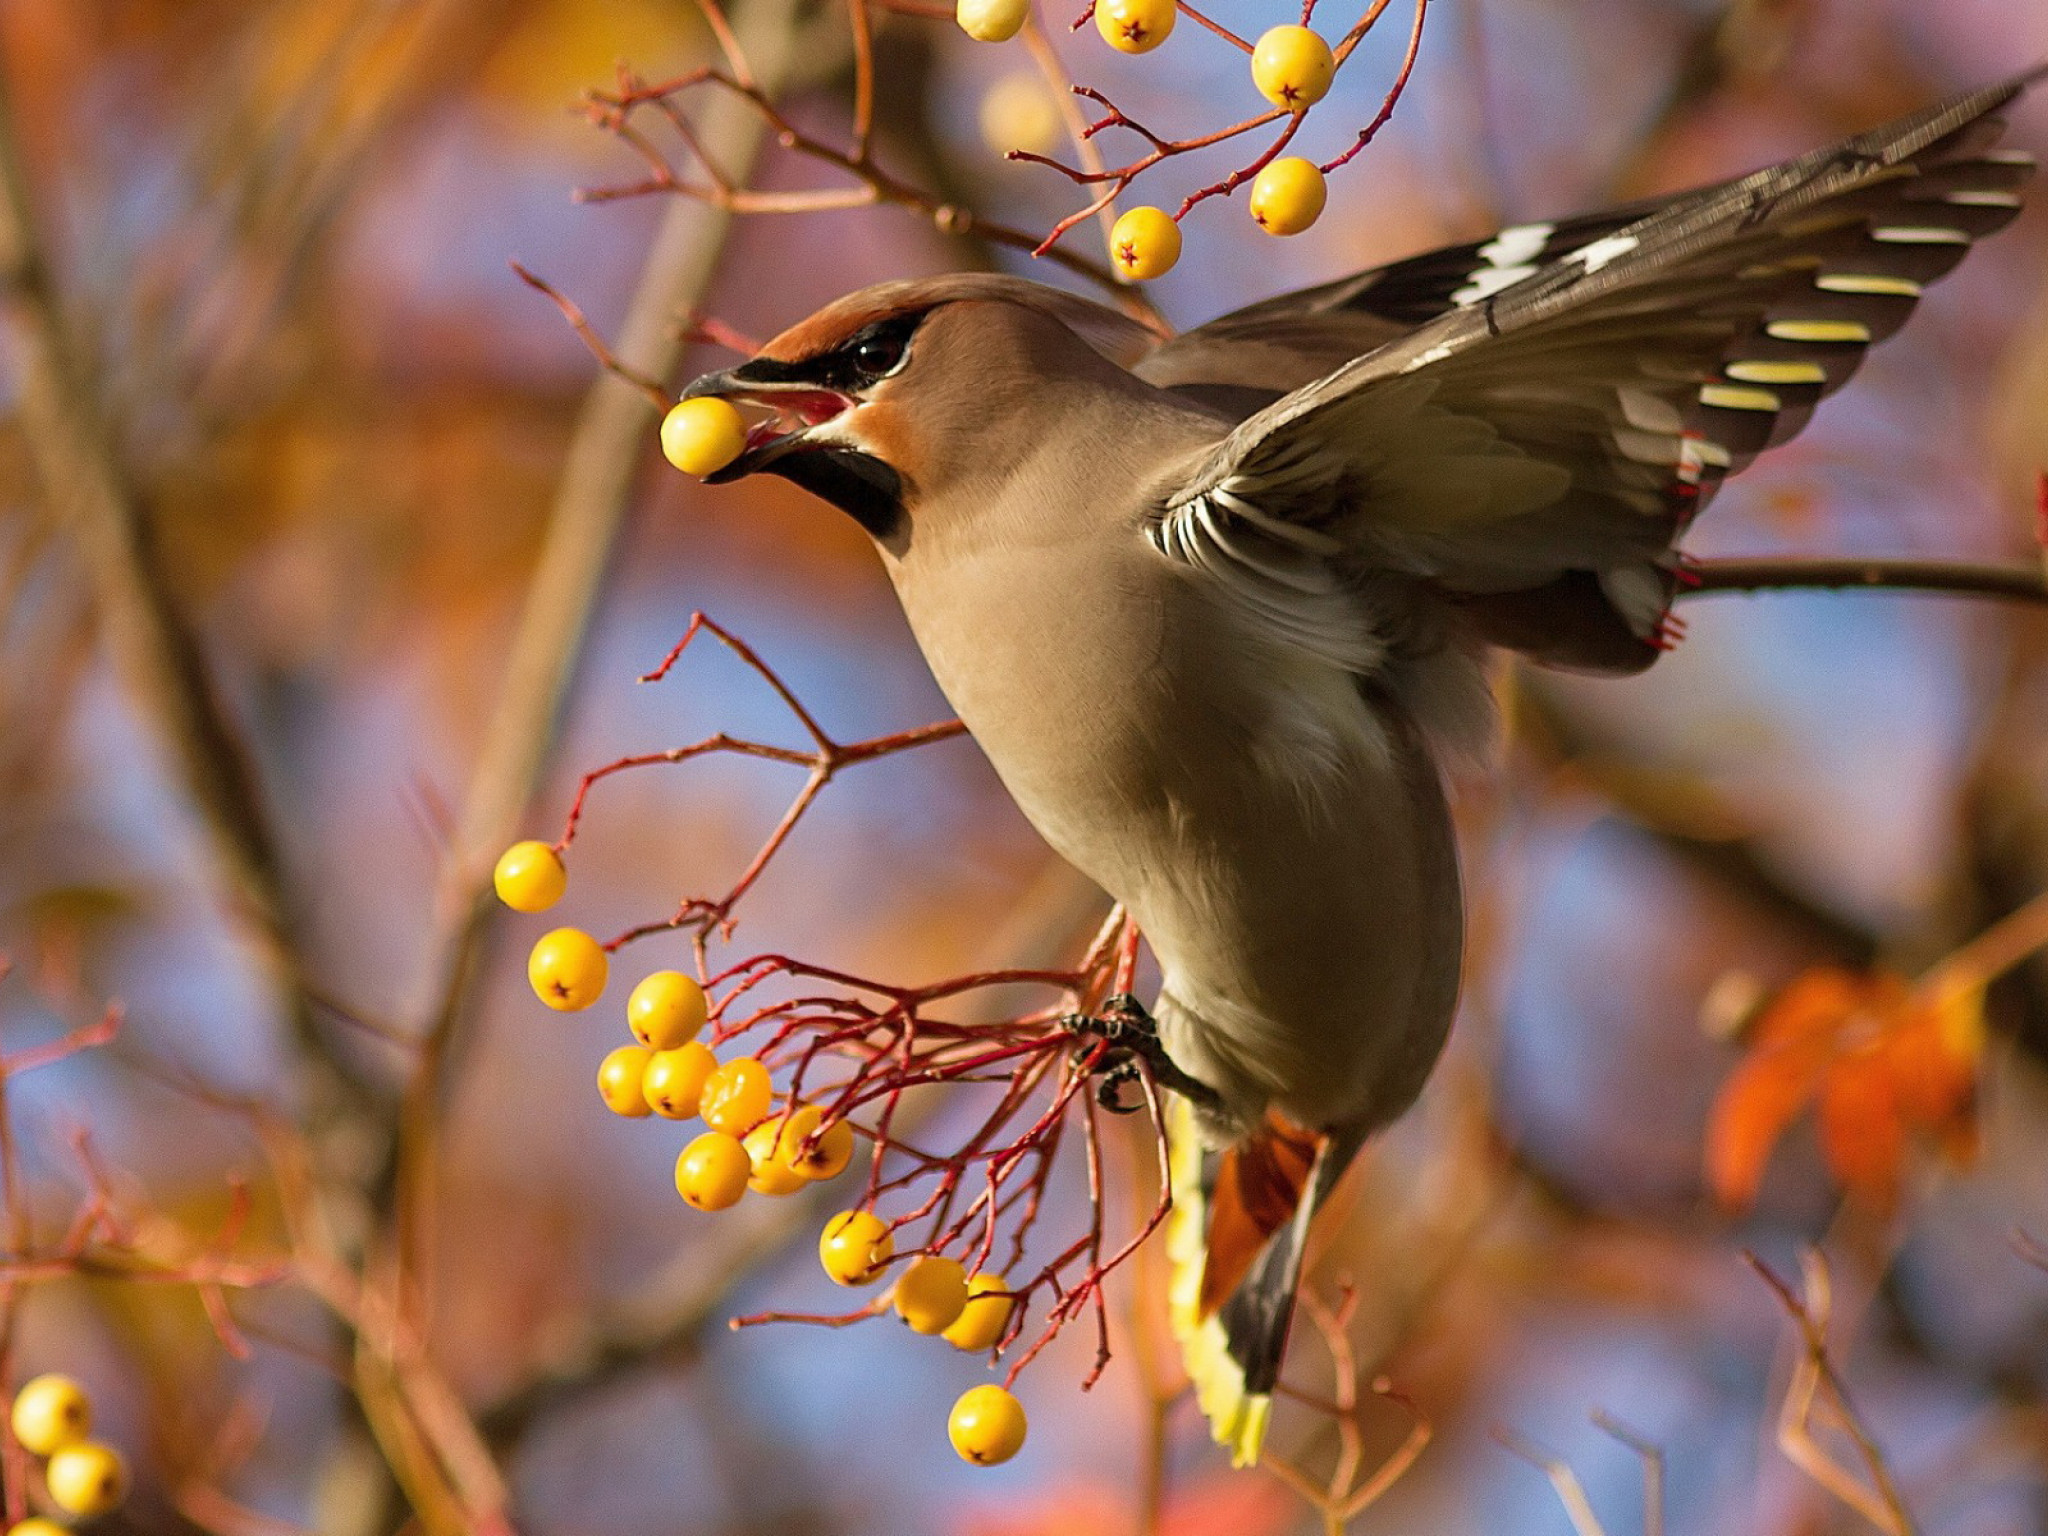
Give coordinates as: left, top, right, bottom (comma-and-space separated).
729, 309, 928, 394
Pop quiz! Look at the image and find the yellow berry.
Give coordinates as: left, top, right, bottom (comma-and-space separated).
1249, 156, 1327, 236
675, 1132, 751, 1211
45, 1442, 126, 1517
10, 1375, 89, 1456
957, 0, 1028, 43
596, 1045, 654, 1118
943, 1273, 1016, 1351
1109, 207, 1181, 281
892, 1254, 969, 1334
1250, 24, 1335, 109
743, 1118, 810, 1196
819, 1209, 893, 1286
948, 1385, 1028, 1466
643, 1040, 718, 1120
627, 970, 708, 1050
492, 841, 566, 913
776, 1105, 855, 1181
660, 397, 748, 478
979, 74, 1062, 158
1093, 0, 1174, 53
9, 1520, 70, 1536
699, 1056, 772, 1135
528, 928, 608, 1012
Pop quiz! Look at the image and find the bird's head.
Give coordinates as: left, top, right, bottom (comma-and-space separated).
681, 274, 1157, 547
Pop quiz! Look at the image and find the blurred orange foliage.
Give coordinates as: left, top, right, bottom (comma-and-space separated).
1704, 967, 1983, 1214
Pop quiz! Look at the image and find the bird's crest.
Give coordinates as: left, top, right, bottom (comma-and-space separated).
756, 273, 1159, 369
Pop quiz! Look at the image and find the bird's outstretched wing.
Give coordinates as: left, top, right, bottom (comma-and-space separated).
1148, 72, 2040, 674
1145, 202, 1668, 386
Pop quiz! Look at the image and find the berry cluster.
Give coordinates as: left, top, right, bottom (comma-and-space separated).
496, 837, 1048, 1465
7, 1375, 128, 1528
565, 0, 1428, 325
955, 0, 1346, 278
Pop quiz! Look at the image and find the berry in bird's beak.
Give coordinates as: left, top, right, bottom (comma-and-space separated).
660, 397, 749, 477
676, 372, 858, 482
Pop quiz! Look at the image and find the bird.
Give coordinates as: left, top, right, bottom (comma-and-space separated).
678, 71, 2042, 1464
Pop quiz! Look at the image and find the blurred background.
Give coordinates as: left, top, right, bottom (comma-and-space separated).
2, 0, 2048, 1531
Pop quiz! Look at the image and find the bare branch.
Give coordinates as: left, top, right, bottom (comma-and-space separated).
390, 0, 816, 1265
1494, 1426, 1609, 1536
0, 32, 373, 1111
1680, 557, 2048, 606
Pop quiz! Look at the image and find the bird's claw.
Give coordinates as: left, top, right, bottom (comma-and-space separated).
1094, 1056, 1145, 1115
1060, 994, 1224, 1115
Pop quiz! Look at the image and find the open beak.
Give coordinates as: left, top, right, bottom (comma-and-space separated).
681, 367, 857, 483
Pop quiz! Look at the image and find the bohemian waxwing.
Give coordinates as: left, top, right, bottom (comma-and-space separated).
682, 71, 2042, 1462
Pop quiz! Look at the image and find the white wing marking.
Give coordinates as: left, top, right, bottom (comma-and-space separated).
1146, 494, 1380, 673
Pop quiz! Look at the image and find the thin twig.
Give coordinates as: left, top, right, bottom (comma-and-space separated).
1680, 557, 2048, 606
474, 863, 1108, 1448
510, 262, 671, 407
1747, 1250, 1917, 1536
1494, 1426, 1609, 1536
1914, 884, 2048, 1009
1591, 1411, 1665, 1536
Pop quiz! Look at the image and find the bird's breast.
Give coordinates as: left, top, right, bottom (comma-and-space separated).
885, 529, 1462, 1136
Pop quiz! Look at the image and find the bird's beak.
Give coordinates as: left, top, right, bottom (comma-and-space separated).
681, 366, 858, 484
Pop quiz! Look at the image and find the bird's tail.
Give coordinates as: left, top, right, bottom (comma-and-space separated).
1165, 1098, 1363, 1466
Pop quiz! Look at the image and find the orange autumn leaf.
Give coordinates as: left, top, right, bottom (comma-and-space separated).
1815, 1047, 1908, 1212
1704, 967, 1983, 1214
1886, 985, 1983, 1127
1755, 968, 1909, 1048
1704, 1031, 1836, 1211
1705, 967, 1879, 1210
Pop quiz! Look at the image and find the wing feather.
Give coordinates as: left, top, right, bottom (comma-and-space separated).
1148, 71, 2041, 674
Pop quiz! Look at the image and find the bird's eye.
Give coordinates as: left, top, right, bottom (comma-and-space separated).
851, 331, 906, 378
836, 313, 923, 385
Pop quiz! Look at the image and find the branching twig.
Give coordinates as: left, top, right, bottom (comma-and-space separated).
560, 613, 966, 951
1747, 1250, 1917, 1536
581, 26, 1147, 306
1494, 1426, 1608, 1536
1590, 1412, 1665, 1536
1264, 1284, 1432, 1530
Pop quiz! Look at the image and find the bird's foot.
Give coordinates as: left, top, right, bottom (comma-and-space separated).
1060, 994, 1224, 1116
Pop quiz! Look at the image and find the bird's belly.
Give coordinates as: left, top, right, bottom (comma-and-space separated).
1126, 709, 1464, 1138
887, 542, 1462, 1135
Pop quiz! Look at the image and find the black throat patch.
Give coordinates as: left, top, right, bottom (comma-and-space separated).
769, 446, 906, 541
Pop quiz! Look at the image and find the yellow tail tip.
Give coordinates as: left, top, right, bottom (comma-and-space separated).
1165, 1097, 1273, 1467
1221, 1392, 1272, 1467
